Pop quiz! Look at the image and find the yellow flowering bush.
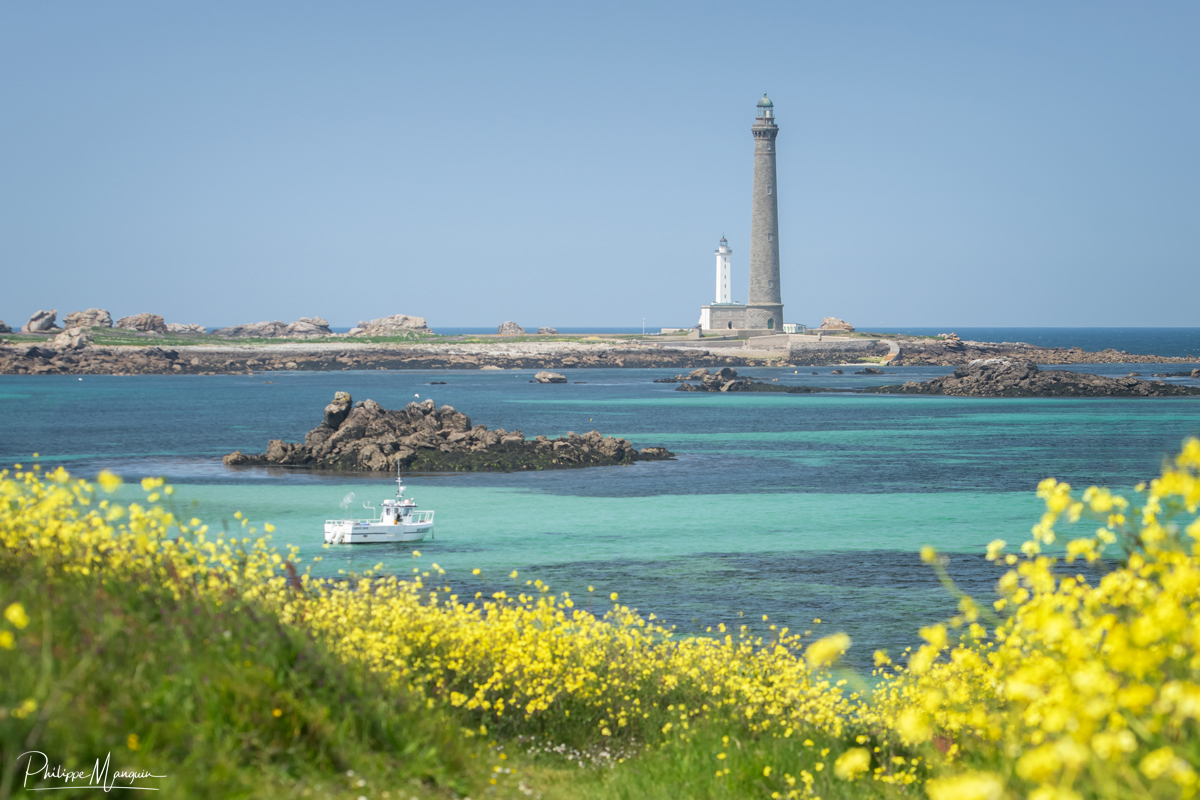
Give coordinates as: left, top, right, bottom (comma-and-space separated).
6, 437, 1200, 799
873, 438, 1200, 799
0, 462, 857, 759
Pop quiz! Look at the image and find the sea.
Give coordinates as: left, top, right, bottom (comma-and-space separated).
3, 328, 1199, 668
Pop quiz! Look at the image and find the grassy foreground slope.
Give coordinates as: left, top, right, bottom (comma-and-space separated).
2, 443, 1200, 799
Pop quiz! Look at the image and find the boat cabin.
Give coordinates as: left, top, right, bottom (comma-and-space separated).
380, 497, 417, 524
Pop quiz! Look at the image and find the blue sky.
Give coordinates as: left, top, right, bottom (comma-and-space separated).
2, 2, 1197, 329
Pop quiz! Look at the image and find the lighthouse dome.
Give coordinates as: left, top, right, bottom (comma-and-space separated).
757, 94, 773, 108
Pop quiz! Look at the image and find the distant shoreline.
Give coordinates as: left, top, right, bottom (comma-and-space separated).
1, 329, 1198, 375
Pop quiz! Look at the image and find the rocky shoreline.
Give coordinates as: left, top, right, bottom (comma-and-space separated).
867, 360, 1200, 398
885, 337, 1195, 367
0, 334, 1196, 376
223, 392, 675, 472
655, 362, 1200, 398
0, 341, 789, 375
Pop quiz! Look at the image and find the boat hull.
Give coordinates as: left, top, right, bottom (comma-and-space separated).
324, 520, 433, 545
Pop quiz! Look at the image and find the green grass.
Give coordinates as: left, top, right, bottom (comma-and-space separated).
0, 554, 916, 800
0, 562, 507, 799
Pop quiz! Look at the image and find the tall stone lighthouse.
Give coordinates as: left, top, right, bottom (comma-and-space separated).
746, 94, 784, 330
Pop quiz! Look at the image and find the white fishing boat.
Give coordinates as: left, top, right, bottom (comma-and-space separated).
323, 469, 435, 545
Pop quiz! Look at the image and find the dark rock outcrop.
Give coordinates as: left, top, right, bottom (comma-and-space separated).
854, 367, 884, 375
670, 367, 833, 394
656, 367, 739, 384
116, 313, 167, 333
64, 309, 113, 328
0, 321, 10, 334
223, 393, 675, 472
870, 360, 1200, 397
889, 338, 1197, 367
1152, 369, 1200, 379
22, 310, 58, 333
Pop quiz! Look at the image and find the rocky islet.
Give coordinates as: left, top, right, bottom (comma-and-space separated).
868, 359, 1200, 397
223, 392, 675, 472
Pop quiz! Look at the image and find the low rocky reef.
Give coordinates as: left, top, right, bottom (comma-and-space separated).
663, 368, 835, 394
0, 342, 785, 375
868, 360, 1200, 398
656, 362, 1200, 398
890, 335, 1195, 366
223, 392, 674, 472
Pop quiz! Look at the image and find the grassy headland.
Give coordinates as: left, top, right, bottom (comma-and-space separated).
3, 442, 1200, 798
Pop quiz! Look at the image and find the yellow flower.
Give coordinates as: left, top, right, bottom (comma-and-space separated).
804, 633, 850, 668
97, 470, 123, 493
896, 709, 931, 744
127, 734, 140, 751
925, 771, 1006, 800
833, 747, 870, 781
272, 708, 282, 717
610, 592, 619, 602
0, 630, 13, 649
4, 603, 29, 630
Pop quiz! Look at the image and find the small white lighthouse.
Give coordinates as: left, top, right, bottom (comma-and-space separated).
715, 236, 732, 304
698, 236, 748, 330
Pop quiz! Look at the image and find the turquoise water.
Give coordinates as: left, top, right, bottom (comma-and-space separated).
3, 363, 1198, 666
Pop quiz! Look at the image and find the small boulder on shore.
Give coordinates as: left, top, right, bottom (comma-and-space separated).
820, 317, 855, 332
166, 323, 206, 334
223, 392, 675, 472
537, 327, 558, 335
64, 309, 113, 329
22, 310, 58, 333
357, 314, 431, 335
116, 313, 167, 333
52, 327, 92, 350
287, 317, 334, 336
